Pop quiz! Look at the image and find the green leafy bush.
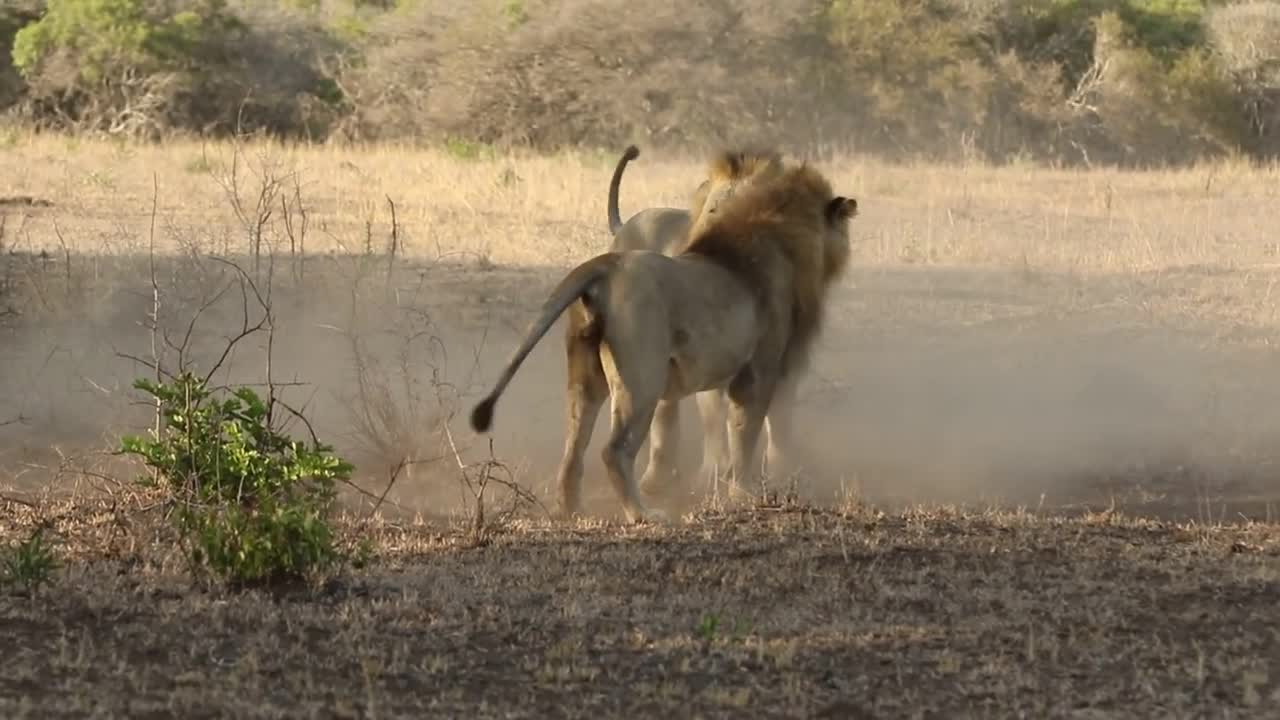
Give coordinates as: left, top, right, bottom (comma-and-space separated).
1086, 10, 1245, 164
121, 373, 353, 587
0, 2, 41, 112
12, 0, 245, 82
9, 0, 244, 136
7, 0, 348, 139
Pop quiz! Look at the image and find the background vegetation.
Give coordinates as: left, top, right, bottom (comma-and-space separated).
1, 0, 1277, 166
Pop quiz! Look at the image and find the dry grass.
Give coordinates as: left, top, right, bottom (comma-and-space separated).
2, 496, 1279, 717
3, 131, 1280, 716
3, 132, 1279, 273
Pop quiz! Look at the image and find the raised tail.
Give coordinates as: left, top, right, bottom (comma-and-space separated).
607, 145, 641, 235
470, 253, 621, 433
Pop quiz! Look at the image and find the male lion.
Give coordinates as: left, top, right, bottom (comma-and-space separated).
599, 145, 804, 495
471, 163, 856, 523
606, 145, 784, 255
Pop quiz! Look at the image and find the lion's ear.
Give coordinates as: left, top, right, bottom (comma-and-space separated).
825, 196, 858, 223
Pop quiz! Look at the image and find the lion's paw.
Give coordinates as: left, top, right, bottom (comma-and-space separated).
627, 506, 671, 525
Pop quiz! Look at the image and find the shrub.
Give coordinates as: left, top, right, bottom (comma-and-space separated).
0, 2, 42, 113
980, 50, 1075, 163
10, 0, 241, 136
1163, 45, 1248, 155
1088, 10, 1245, 165
121, 373, 353, 587
1206, 1, 1280, 157
8, 0, 349, 139
827, 0, 996, 159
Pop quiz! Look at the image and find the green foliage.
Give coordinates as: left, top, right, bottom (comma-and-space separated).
1163, 45, 1247, 148
694, 612, 752, 643
985, 0, 1208, 89
0, 11, 26, 109
11, 0, 245, 82
443, 136, 495, 161
1123, 0, 1207, 60
121, 373, 353, 587
1088, 8, 1247, 163
330, 13, 371, 44
827, 0, 995, 153
500, 0, 528, 28
2, 527, 60, 593
694, 613, 721, 641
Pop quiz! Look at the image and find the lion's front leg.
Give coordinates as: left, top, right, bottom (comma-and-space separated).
725, 366, 775, 500
763, 373, 803, 482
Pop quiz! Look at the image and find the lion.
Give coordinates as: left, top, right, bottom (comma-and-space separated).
599, 145, 805, 494
471, 162, 856, 523
606, 145, 785, 255
605, 145, 692, 254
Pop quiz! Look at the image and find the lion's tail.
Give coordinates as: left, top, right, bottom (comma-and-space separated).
607, 145, 640, 235
470, 253, 620, 433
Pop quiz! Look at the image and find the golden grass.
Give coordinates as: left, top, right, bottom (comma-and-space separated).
4, 131, 1279, 275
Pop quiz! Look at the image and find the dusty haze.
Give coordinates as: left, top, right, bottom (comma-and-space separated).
2, 135, 1280, 522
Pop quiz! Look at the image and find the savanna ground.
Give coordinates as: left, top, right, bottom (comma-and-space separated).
2, 134, 1280, 717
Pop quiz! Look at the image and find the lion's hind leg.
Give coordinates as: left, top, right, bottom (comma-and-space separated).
554, 371, 605, 520
639, 396, 681, 500
556, 306, 608, 519
598, 342, 670, 525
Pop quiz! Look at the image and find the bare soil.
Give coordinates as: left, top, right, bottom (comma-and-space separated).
2, 498, 1279, 719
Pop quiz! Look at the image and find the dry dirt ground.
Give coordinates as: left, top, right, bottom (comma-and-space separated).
3, 499, 1279, 719
2, 135, 1280, 716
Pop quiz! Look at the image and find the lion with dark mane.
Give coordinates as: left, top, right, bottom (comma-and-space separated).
599, 146, 805, 491
470, 159, 856, 523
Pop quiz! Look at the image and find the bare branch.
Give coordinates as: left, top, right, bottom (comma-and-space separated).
385, 195, 399, 287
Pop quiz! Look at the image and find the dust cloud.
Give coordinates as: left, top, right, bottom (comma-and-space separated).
461, 264, 1280, 522
4, 254, 1280, 523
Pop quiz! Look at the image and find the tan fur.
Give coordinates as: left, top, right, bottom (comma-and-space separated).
685, 147, 786, 242
594, 146, 795, 491
683, 163, 854, 396
472, 162, 856, 524
606, 146, 786, 256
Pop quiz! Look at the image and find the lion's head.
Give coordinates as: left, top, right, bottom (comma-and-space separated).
686, 147, 787, 240
682, 162, 855, 361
